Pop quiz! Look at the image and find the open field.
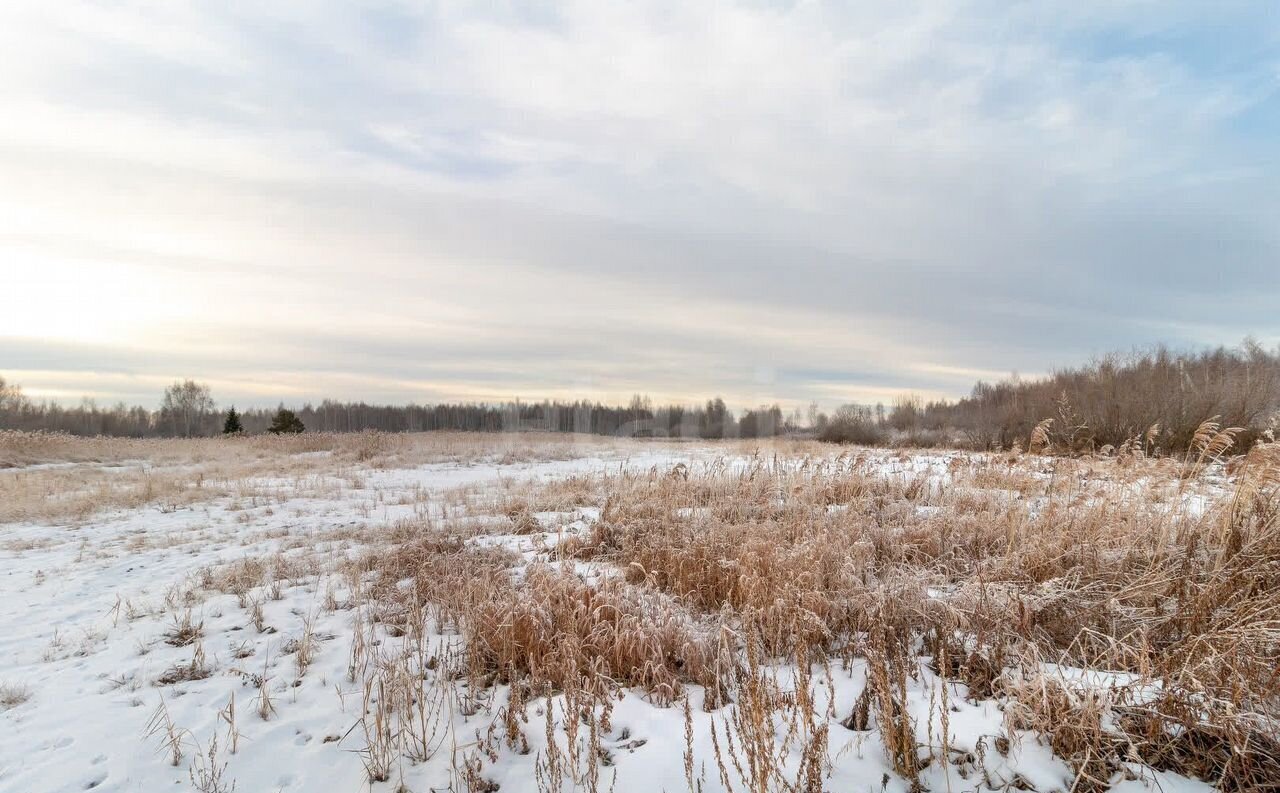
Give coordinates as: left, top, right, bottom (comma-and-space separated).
1, 431, 1277, 793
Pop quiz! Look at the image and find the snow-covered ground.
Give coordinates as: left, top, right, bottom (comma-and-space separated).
0, 447, 705, 792
0, 443, 1219, 793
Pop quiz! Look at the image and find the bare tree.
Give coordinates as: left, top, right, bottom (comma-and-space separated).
161, 380, 216, 437
0, 376, 26, 414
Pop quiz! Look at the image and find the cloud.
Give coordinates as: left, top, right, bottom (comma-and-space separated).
0, 1, 1276, 409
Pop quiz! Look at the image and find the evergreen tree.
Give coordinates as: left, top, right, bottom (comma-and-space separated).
222, 406, 243, 435
267, 407, 305, 435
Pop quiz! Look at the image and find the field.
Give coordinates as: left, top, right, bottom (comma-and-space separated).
1, 431, 1277, 793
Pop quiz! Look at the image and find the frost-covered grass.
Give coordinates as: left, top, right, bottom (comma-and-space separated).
1, 433, 1276, 792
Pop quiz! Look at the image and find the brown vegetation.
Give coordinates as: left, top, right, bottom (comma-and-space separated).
14, 428, 1278, 790
891, 343, 1280, 452
284, 432, 1280, 790
0, 430, 630, 523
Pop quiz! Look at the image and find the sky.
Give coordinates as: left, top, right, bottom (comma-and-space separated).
1, 1, 1277, 411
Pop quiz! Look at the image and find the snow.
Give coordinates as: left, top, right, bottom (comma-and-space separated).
0, 445, 1218, 793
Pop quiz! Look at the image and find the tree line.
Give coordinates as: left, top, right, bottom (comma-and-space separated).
818, 341, 1280, 453
0, 380, 795, 440
2, 341, 1277, 453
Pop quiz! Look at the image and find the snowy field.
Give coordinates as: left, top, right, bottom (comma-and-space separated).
0, 432, 1274, 792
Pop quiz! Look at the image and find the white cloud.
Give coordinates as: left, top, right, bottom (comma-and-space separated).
0, 1, 1275, 408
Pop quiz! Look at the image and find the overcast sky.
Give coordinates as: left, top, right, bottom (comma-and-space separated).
1, 2, 1277, 410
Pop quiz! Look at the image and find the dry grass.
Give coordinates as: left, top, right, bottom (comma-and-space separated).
0, 429, 639, 470
340, 439, 1278, 790
0, 430, 643, 524
359, 535, 719, 702
60, 430, 1277, 790
0, 681, 32, 710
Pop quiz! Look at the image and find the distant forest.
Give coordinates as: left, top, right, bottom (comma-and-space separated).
3, 342, 1278, 453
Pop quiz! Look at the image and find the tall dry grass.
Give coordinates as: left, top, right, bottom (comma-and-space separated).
105, 427, 1277, 790
322, 439, 1280, 790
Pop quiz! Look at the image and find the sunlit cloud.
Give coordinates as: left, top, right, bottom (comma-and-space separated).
1, 1, 1276, 409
